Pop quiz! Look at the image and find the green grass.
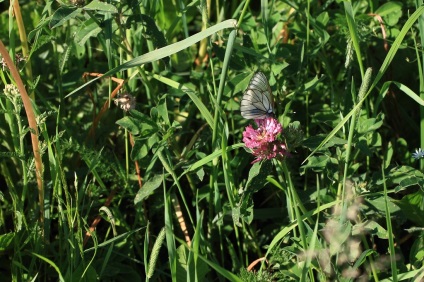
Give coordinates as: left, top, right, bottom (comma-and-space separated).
1, 0, 424, 281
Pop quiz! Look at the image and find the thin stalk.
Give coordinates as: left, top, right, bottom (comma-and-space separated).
178, 0, 189, 38
12, 0, 33, 97
276, 160, 310, 221
221, 124, 243, 261
211, 30, 237, 146
197, 0, 209, 67
125, 126, 129, 183
280, 161, 311, 281
382, 164, 397, 282
139, 4, 160, 73
237, 0, 250, 27
306, 0, 310, 52
16, 100, 27, 201
209, 29, 237, 227
416, 0, 424, 170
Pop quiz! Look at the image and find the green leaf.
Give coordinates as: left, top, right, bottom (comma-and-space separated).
156, 98, 170, 126
357, 113, 384, 134
366, 196, 400, 214
395, 176, 424, 192
375, 1, 402, 17
351, 249, 375, 270
245, 162, 261, 188
134, 175, 163, 204
375, 2, 403, 26
409, 235, 424, 269
84, 0, 118, 13
232, 205, 242, 227
226, 72, 252, 98
317, 11, 330, 26
302, 135, 347, 151
238, 197, 254, 225
357, 137, 373, 157
0, 232, 15, 251
372, 166, 424, 192
271, 62, 289, 76
300, 155, 330, 171
50, 7, 81, 29
116, 111, 159, 138
246, 161, 272, 193
74, 18, 102, 46
116, 116, 140, 135
309, 11, 330, 48
196, 168, 205, 181
131, 140, 149, 161
392, 191, 424, 226
353, 220, 388, 239
176, 245, 209, 281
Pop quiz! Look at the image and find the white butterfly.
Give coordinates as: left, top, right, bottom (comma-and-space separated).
240, 72, 274, 119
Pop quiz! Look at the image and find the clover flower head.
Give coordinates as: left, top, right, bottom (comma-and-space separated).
242, 117, 288, 163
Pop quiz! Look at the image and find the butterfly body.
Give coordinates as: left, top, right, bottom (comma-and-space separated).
240, 72, 274, 119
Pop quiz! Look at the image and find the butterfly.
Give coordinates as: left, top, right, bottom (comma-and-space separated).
240, 72, 274, 119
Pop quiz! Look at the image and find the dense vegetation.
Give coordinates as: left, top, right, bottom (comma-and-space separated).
1, 0, 424, 281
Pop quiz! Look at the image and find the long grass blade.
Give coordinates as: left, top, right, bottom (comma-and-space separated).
66, 19, 237, 98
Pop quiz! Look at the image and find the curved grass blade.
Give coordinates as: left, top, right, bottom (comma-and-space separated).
30, 252, 65, 282
66, 19, 237, 98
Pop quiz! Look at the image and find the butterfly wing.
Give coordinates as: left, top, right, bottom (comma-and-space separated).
240, 72, 274, 119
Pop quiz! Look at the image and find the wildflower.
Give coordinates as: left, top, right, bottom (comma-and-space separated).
14, 53, 27, 63
0, 53, 27, 71
114, 93, 136, 112
0, 57, 7, 71
242, 117, 288, 163
412, 148, 424, 160
4, 84, 19, 96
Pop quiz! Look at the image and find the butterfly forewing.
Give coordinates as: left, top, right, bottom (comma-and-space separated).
240, 72, 274, 119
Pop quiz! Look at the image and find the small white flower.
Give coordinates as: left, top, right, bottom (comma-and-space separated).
412, 148, 424, 160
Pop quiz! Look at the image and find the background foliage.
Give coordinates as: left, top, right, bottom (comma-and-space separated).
1, 0, 424, 281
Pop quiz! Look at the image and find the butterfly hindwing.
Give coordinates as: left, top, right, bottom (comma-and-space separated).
240, 72, 274, 119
